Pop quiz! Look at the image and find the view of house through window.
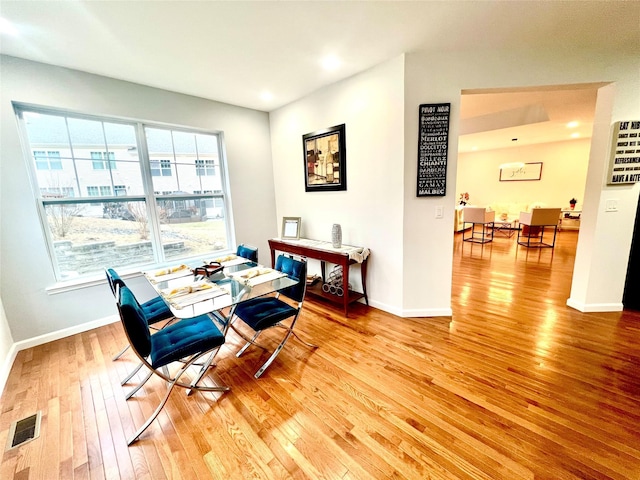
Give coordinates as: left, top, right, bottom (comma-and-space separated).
16, 105, 232, 281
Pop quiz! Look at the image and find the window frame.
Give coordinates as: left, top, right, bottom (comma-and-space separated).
14, 102, 235, 284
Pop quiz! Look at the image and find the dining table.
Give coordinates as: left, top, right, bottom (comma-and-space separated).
142, 256, 298, 390
144, 257, 297, 322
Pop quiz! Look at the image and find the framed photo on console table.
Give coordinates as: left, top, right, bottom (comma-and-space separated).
303, 124, 347, 192
281, 217, 301, 239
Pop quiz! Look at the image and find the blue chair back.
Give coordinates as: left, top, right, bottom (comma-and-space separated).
117, 286, 152, 358
237, 244, 258, 262
275, 255, 307, 302
106, 268, 125, 297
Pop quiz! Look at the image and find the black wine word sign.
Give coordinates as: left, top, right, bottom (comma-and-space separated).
417, 103, 450, 197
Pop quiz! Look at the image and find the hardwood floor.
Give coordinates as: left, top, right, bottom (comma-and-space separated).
2, 230, 640, 479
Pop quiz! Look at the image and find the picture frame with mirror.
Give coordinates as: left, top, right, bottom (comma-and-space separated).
281, 217, 301, 239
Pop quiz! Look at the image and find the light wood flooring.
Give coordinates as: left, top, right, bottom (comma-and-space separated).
2, 230, 640, 479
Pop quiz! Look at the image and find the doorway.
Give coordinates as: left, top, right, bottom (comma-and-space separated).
453, 83, 602, 293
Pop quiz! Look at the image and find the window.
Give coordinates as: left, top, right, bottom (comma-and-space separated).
150, 159, 172, 176
87, 185, 112, 196
91, 151, 116, 170
196, 159, 216, 176
40, 187, 74, 198
16, 105, 232, 281
34, 151, 63, 170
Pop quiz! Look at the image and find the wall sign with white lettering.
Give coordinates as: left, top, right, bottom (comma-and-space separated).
607, 120, 640, 185
417, 103, 450, 197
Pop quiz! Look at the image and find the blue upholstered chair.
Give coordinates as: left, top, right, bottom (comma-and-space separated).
229, 255, 317, 378
106, 268, 175, 362
236, 243, 258, 262
117, 285, 229, 445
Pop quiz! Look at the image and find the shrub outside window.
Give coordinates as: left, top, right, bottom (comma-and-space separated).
15, 105, 232, 281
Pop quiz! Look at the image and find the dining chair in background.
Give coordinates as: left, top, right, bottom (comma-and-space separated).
229, 254, 317, 378
236, 243, 258, 262
116, 284, 229, 445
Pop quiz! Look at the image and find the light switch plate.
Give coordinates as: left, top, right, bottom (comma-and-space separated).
435, 206, 443, 219
605, 199, 618, 212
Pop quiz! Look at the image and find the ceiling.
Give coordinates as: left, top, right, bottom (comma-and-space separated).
1, 1, 638, 151
458, 84, 603, 152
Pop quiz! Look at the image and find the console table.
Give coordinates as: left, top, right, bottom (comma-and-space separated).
268, 238, 370, 317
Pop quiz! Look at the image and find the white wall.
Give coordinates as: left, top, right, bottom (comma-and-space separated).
0, 55, 277, 342
456, 139, 591, 210
569, 83, 640, 311
269, 56, 406, 314
403, 48, 640, 314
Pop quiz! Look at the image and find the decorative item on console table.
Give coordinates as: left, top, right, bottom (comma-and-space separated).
282, 217, 301, 239
569, 198, 577, 210
332, 224, 342, 248
322, 265, 352, 296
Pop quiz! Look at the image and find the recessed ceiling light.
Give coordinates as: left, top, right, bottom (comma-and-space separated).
321, 55, 341, 71
567, 121, 579, 128
0, 17, 19, 36
260, 91, 273, 102
571, 132, 580, 138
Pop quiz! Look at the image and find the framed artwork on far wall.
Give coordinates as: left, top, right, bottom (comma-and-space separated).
499, 162, 543, 181
281, 217, 301, 239
303, 124, 347, 192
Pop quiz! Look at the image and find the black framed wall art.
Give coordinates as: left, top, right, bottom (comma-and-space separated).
303, 124, 347, 192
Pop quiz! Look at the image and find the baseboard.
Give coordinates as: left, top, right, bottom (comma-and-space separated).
566, 298, 624, 312
367, 299, 404, 317
400, 307, 453, 318
365, 300, 452, 318
0, 343, 19, 398
0, 315, 119, 396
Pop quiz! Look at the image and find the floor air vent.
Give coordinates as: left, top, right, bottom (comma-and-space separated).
6, 411, 41, 450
